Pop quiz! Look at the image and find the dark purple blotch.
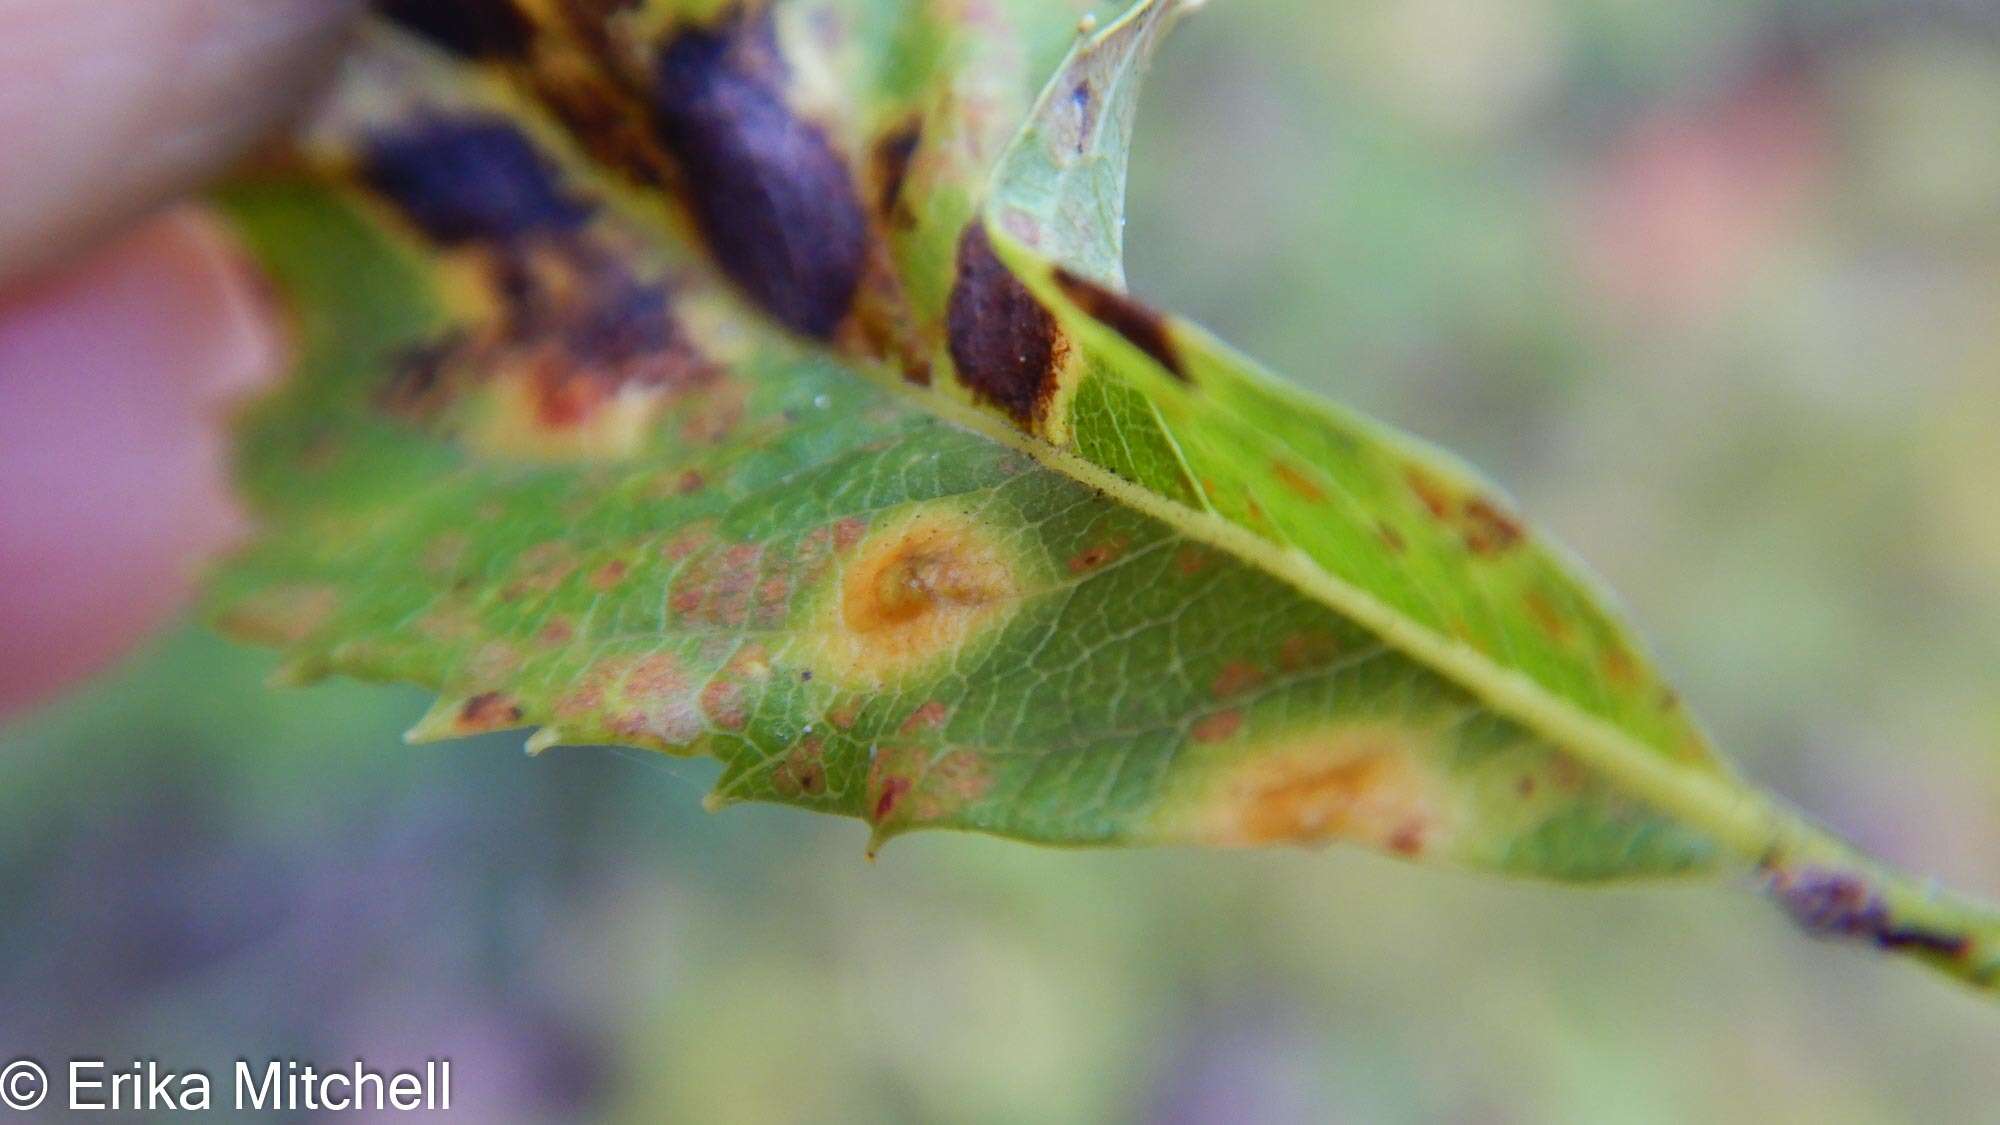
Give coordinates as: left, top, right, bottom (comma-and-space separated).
649, 14, 867, 339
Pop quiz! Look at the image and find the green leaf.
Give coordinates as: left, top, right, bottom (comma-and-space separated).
205, 0, 2000, 993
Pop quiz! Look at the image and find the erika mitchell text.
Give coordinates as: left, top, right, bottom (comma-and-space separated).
61, 1057, 451, 1112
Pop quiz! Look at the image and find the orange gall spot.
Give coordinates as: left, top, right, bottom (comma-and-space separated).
812, 510, 1020, 689
1172, 725, 1451, 855
1235, 755, 1435, 850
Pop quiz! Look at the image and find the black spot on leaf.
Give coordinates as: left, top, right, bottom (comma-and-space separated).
649, 13, 867, 339
947, 224, 1063, 425
361, 116, 593, 246
1051, 267, 1186, 380
375, 0, 536, 60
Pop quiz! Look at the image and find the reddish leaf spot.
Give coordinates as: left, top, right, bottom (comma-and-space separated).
1211, 662, 1264, 700
873, 775, 911, 821
1404, 467, 1455, 520
700, 677, 747, 730
504, 541, 578, 599
899, 700, 951, 734
1523, 591, 1570, 643
1067, 536, 1129, 575
771, 736, 827, 798
661, 523, 715, 562
1192, 710, 1243, 743
1270, 461, 1326, 503
589, 560, 630, 590
833, 516, 868, 553
867, 745, 991, 827
1461, 497, 1525, 555
458, 691, 525, 731
1276, 630, 1340, 672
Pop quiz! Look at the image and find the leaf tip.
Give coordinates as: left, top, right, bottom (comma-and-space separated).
403, 699, 460, 746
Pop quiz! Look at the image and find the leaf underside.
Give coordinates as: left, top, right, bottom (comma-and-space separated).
206, 0, 2000, 992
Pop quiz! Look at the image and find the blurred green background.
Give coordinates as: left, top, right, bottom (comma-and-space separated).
6, 0, 2000, 1120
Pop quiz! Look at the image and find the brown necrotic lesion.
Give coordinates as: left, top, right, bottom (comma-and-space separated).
357, 112, 715, 457
1051, 266, 1185, 381
946, 223, 1066, 427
